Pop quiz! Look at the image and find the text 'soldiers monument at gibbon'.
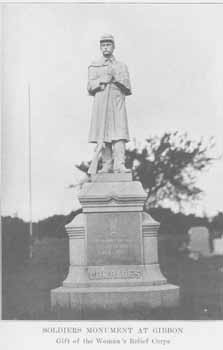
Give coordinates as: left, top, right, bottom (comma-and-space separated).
51, 35, 180, 316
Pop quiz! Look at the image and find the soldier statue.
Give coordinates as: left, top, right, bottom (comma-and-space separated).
87, 34, 132, 174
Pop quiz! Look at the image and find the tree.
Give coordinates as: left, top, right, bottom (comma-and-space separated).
210, 212, 223, 238
77, 131, 217, 211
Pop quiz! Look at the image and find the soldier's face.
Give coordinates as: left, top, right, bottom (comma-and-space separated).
100, 41, 114, 58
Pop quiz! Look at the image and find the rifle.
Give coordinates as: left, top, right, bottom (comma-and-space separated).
88, 81, 111, 175
88, 142, 105, 174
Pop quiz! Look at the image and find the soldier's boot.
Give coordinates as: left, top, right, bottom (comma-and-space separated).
99, 143, 113, 173
113, 140, 131, 173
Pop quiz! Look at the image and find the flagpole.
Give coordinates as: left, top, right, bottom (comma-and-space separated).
28, 83, 33, 259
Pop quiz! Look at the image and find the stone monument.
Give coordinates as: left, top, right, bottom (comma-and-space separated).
51, 35, 179, 316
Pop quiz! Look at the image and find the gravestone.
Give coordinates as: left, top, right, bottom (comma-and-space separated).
51, 173, 180, 315
213, 237, 223, 255
188, 226, 211, 259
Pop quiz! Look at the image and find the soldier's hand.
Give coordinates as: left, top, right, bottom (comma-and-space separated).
100, 74, 112, 84
100, 83, 106, 91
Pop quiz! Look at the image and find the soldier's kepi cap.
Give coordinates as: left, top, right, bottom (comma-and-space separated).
100, 34, 115, 44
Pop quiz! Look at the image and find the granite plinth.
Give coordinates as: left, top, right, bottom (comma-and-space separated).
51, 284, 180, 315
62, 264, 167, 288
51, 176, 180, 315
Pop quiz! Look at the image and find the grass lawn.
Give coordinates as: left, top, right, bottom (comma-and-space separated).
2, 237, 223, 320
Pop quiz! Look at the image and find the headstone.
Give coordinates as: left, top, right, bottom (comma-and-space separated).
213, 237, 223, 255
188, 226, 211, 259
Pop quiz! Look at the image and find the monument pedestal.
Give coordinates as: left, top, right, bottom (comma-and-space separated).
51, 173, 179, 316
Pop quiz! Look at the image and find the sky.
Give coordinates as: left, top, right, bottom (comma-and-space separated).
1, 3, 223, 221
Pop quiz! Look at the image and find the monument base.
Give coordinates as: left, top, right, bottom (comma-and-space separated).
51, 283, 180, 316
50, 175, 180, 317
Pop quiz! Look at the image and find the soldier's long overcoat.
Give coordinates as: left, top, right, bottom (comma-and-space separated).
87, 56, 131, 143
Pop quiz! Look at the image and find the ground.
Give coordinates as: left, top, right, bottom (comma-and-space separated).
2, 237, 223, 320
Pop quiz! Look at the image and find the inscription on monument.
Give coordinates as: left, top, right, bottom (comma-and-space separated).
87, 212, 142, 265
88, 268, 142, 280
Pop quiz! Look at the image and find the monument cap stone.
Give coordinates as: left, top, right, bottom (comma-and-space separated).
78, 180, 147, 213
